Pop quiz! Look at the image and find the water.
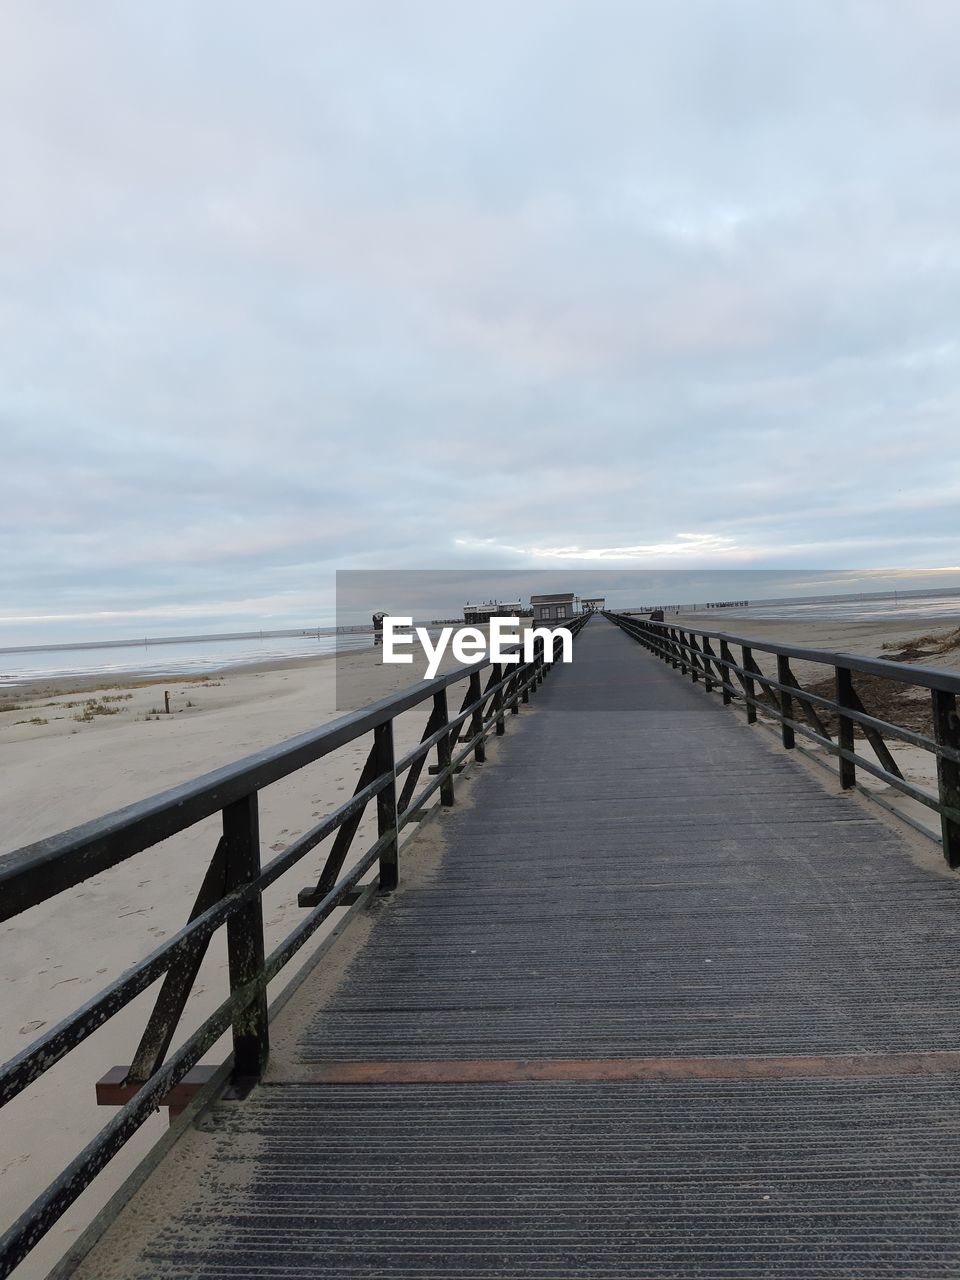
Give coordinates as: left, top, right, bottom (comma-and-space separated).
0, 628, 374, 687
711, 589, 960, 624
4, 588, 959, 686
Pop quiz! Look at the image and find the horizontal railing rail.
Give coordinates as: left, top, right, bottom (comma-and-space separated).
0, 613, 591, 1277
603, 611, 960, 867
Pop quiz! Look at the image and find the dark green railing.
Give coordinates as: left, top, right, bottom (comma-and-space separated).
0, 613, 591, 1276
605, 611, 960, 867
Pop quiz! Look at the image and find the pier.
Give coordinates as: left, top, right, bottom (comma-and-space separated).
3, 614, 960, 1276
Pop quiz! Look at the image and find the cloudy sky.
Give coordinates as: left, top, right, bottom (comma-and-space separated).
3, 1, 960, 642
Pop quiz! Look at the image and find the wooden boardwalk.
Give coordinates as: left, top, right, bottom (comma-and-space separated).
80, 619, 960, 1278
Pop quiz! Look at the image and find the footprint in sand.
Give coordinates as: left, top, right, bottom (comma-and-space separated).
270, 841, 285, 852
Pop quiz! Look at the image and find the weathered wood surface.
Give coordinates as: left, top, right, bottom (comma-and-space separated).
80, 619, 960, 1279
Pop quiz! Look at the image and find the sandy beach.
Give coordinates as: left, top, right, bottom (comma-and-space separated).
2, 614, 959, 1276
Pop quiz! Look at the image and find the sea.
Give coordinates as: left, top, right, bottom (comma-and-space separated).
0, 627, 374, 687
2, 588, 959, 687
695, 588, 960, 624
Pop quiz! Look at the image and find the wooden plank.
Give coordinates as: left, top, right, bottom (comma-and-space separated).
95, 1064, 220, 1109
298, 1051, 960, 1085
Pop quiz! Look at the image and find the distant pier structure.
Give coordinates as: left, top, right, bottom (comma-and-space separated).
462, 600, 525, 626
629, 600, 751, 614
530, 592, 578, 622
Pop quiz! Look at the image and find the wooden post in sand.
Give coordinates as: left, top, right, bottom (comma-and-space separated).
164, 691, 171, 714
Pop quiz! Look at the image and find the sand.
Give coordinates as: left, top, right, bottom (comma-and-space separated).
1, 614, 959, 1277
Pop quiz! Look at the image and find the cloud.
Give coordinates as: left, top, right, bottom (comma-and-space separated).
1, 0, 960, 642
455, 533, 746, 562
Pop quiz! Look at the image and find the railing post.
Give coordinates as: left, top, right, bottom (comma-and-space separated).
718, 640, 734, 706
836, 667, 856, 790
222, 794, 269, 1083
691, 634, 706, 686
508, 661, 521, 714
741, 646, 757, 724
469, 669, 486, 763
433, 689, 455, 807
932, 690, 960, 868
492, 663, 505, 734
685, 633, 697, 682
375, 720, 399, 889
669, 628, 679, 668
776, 655, 795, 749
700, 638, 716, 693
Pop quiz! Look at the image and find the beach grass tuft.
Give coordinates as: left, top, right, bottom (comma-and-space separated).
73, 699, 123, 722
882, 625, 960, 662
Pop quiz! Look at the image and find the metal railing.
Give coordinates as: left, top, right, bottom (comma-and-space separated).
0, 614, 591, 1277
604, 611, 960, 867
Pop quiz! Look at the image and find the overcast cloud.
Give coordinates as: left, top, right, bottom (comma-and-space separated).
2, 1, 960, 641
